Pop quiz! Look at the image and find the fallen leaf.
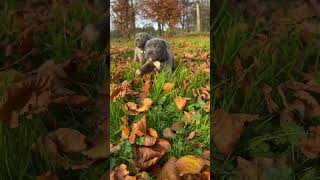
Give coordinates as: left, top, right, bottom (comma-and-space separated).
129, 115, 147, 144
123, 102, 139, 115
174, 97, 191, 111
157, 157, 180, 180
186, 131, 196, 140
171, 122, 184, 132
261, 84, 280, 113
163, 83, 174, 94
212, 109, 258, 155
163, 128, 175, 138
121, 124, 130, 140
111, 80, 131, 102
139, 76, 151, 102
52, 95, 91, 107
36, 171, 59, 180
136, 98, 153, 112
299, 126, 320, 158
204, 101, 210, 112
82, 139, 109, 160
50, 128, 87, 153
176, 155, 205, 176
183, 111, 195, 124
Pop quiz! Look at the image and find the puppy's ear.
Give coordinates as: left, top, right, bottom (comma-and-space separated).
162, 40, 170, 49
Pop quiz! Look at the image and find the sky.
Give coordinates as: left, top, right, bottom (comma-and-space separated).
110, 10, 158, 31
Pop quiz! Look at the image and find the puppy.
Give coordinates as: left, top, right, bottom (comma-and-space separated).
136, 38, 174, 75
133, 32, 153, 64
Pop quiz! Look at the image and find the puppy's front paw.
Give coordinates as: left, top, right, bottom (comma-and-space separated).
153, 61, 161, 70
135, 69, 141, 75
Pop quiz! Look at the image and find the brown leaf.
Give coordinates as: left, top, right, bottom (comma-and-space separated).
284, 80, 320, 93
82, 139, 109, 160
212, 109, 258, 155
113, 164, 136, 180
236, 157, 261, 180
202, 150, 210, 160
163, 83, 174, 94
143, 135, 157, 146
163, 128, 175, 139
148, 128, 158, 138
299, 126, 320, 158
171, 122, 184, 132
136, 98, 153, 112
123, 102, 139, 115
139, 76, 151, 102
111, 80, 131, 102
293, 90, 320, 119
176, 155, 205, 176
129, 115, 147, 144
121, 124, 130, 140
186, 131, 196, 141
36, 171, 59, 180
152, 139, 171, 156
204, 101, 210, 112
261, 84, 279, 113
157, 157, 180, 180
175, 96, 191, 111
183, 111, 195, 124
52, 95, 91, 107
50, 128, 87, 153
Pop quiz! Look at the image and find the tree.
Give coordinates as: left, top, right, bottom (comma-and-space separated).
112, 0, 135, 38
196, 0, 201, 32
140, 0, 182, 36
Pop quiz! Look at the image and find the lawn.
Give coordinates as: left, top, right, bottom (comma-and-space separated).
110, 34, 210, 178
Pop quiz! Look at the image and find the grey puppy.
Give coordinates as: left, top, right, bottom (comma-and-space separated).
133, 32, 153, 64
136, 38, 175, 75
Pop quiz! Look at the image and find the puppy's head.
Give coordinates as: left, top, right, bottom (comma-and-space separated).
135, 32, 152, 49
144, 38, 169, 61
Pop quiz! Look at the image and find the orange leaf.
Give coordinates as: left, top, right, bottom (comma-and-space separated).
176, 155, 205, 176
137, 98, 153, 112
162, 83, 174, 94
174, 96, 191, 110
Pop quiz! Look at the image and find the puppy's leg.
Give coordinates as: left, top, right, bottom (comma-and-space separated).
136, 59, 156, 75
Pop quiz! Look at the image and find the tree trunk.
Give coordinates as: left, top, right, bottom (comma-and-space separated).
158, 22, 162, 36
130, 0, 135, 36
196, 0, 201, 32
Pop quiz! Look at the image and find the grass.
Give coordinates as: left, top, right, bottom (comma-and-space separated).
110, 35, 210, 173
213, 0, 320, 179
0, 1, 108, 179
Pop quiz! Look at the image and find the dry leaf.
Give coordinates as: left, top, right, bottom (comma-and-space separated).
261, 84, 279, 113
123, 102, 139, 115
121, 124, 130, 140
176, 155, 205, 176
183, 111, 195, 124
175, 97, 191, 111
52, 95, 91, 107
50, 128, 87, 153
136, 98, 153, 112
139, 76, 151, 102
36, 171, 59, 180
148, 128, 158, 138
163, 128, 175, 138
163, 83, 174, 94
129, 115, 147, 144
186, 131, 196, 140
171, 122, 184, 132
82, 139, 109, 159
204, 101, 210, 112
212, 109, 258, 155
157, 157, 180, 180
111, 80, 131, 102
299, 126, 320, 158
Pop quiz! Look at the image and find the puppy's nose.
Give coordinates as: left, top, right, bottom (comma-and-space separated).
147, 51, 152, 55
